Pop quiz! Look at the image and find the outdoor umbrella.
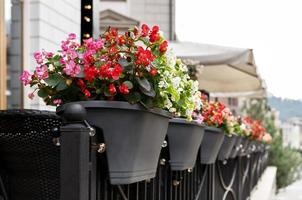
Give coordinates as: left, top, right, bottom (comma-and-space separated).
169, 42, 266, 97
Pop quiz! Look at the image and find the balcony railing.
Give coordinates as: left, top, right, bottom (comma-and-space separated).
0, 109, 268, 200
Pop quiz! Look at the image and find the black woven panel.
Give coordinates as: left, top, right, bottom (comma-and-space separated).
0, 110, 61, 200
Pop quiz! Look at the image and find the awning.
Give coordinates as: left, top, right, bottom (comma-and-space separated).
169, 42, 266, 97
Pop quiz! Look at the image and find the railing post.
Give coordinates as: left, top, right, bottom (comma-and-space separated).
59, 104, 91, 200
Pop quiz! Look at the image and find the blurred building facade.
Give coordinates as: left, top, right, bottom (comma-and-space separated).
6, 0, 81, 109
282, 117, 302, 149
93, 0, 176, 40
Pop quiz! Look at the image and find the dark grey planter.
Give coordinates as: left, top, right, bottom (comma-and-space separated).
239, 137, 252, 157
57, 101, 171, 185
217, 135, 237, 161
230, 136, 243, 159
200, 126, 225, 164
167, 118, 205, 171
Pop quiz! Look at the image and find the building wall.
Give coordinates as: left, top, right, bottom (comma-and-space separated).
94, 0, 175, 40
282, 121, 300, 149
9, 0, 81, 110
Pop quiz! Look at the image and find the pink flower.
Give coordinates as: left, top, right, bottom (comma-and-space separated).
59, 58, 66, 65
53, 99, 62, 105
33, 51, 43, 64
42, 50, 53, 59
83, 38, 104, 51
28, 92, 35, 100
35, 65, 49, 80
63, 60, 81, 77
68, 33, 76, 40
61, 40, 69, 51
19, 71, 32, 86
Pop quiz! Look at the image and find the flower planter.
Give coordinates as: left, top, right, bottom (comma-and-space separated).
239, 137, 251, 157
200, 126, 225, 164
167, 118, 204, 171
57, 101, 170, 185
217, 135, 237, 161
230, 136, 243, 159
248, 141, 257, 154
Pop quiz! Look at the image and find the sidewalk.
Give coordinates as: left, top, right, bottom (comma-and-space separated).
274, 179, 302, 200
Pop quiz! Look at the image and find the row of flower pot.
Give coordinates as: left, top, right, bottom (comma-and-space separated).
58, 101, 267, 185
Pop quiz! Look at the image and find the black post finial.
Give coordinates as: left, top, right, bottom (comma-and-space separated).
62, 103, 87, 122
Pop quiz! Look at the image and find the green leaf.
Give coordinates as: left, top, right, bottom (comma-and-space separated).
44, 74, 67, 91
136, 77, 151, 91
45, 74, 60, 87
127, 92, 141, 104
37, 88, 48, 98
56, 79, 67, 91
140, 86, 156, 97
123, 81, 133, 89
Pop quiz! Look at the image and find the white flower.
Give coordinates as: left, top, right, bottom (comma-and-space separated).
172, 77, 181, 88
166, 50, 177, 67
169, 107, 176, 112
164, 99, 173, 109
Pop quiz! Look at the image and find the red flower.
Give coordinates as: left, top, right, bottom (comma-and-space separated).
118, 35, 126, 45
150, 68, 157, 76
133, 26, 139, 36
83, 89, 91, 98
159, 41, 168, 53
119, 83, 129, 94
108, 84, 116, 95
152, 26, 159, 33
149, 25, 160, 42
99, 63, 122, 80
77, 79, 85, 88
84, 66, 98, 82
135, 46, 155, 66
141, 24, 150, 37
111, 63, 122, 80
149, 33, 160, 43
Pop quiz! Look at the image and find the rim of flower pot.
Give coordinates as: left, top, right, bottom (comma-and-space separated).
56, 100, 172, 118
204, 125, 223, 133
169, 118, 206, 127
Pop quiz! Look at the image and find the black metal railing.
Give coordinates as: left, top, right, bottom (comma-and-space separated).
0, 109, 269, 200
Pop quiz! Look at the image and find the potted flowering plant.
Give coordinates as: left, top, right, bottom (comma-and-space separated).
217, 107, 240, 161
164, 58, 204, 171
229, 117, 246, 158
194, 97, 225, 164
19, 24, 200, 184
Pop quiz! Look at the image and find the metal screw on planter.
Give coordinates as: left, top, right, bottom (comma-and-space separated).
53, 138, 61, 146
173, 180, 180, 186
162, 140, 168, 148
51, 127, 61, 146
160, 158, 166, 165
97, 143, 106, 153
223, 160, 227, 165
188, 168, 193, 173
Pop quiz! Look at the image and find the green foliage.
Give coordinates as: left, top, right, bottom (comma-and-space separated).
242, 98, 302, 189
268, 134, 302, 189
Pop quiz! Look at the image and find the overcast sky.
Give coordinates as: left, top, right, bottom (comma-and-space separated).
176, 0, 302, 100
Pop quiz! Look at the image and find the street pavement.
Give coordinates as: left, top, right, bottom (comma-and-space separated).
274, 179, 302, 200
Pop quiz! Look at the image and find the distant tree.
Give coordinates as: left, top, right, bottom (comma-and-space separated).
242, 98, 302, 189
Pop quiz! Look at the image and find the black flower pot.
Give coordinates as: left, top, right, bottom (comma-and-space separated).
230, 136, 243, 159
167, 118, 204, 171
248, 141, 257, 154
57, 101, 171, 185
217, 135, 237, 161
200, 126, 225, 164
239, 137, 251, 157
